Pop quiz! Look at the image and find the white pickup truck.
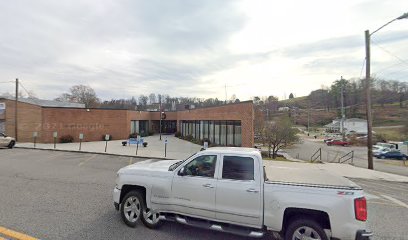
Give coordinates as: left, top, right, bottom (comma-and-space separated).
113, 147, 372, 240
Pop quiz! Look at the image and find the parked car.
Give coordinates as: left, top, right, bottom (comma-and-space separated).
0, 133, 15, 148
326, 139, 350, 146
375, 150, 407, 160
372, 146, 392, 155
323, 138, 333, 143
113, 147, 372, 240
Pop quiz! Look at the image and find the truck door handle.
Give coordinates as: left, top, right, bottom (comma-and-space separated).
203, 184, 214, 189
246, 188, 259, 193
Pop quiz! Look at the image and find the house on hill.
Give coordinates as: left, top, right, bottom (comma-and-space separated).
324, 118, 367, 135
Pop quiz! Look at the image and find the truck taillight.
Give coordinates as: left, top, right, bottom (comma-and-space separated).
354, 197, 367, 221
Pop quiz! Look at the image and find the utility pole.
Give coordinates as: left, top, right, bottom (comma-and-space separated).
307, 102, 310, 132
159, 94, 162, 141
363, 12, 408, 170
365, 30, 374, 170
340, 76, 346, 141
15, 78, 18, 141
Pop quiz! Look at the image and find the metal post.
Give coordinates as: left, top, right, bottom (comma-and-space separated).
164, 137, 168, 157
340, 76, 346, 141
136, 142, 139, 156
159, 95, 162, 141
15, 78, 18, 141
365, 30, 374, 170
105, 140, 108, 152
34, 136, 36, 148
54, 137, 56, 149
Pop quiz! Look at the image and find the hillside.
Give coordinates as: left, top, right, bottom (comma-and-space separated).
277, 97, 408, 127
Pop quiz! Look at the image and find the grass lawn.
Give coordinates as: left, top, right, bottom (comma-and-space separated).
263, 156, 291, 161
374, 127, 407, 141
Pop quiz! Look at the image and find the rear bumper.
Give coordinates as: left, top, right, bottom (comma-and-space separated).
355, 230, 373, 240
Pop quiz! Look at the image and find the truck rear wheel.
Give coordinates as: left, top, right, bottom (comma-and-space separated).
141, 207, 163, 229
8, 141, 15, 149
284, 218, 328, 240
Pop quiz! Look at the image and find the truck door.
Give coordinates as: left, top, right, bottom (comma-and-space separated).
171, 154, 218, 219
215, 155, 262, 227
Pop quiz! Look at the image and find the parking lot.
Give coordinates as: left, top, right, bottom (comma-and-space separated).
1, 149, 407, 240
284, 137, 408, 177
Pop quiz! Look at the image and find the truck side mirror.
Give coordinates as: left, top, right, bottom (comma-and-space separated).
178, 167, 186, 176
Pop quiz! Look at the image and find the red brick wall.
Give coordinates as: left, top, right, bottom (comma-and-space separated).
1, 99, 42, 142
41, 108, 128, 143
0, 99, 254, 146
176, 102, 254, 147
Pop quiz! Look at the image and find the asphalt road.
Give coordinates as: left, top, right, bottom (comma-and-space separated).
284, 138, 408, 177
0, 149, 407, 240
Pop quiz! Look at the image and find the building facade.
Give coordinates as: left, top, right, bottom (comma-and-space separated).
0, 97, 254, 147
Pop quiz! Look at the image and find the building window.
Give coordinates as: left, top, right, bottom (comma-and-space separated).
180, 120, 241, 147
234, 121, 242, 146
220, 121, 227, 145
227, 121, 234, 146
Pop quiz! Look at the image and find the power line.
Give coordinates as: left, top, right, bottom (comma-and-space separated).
19, 81, 31, 96
359, 58, 366, 79
371, 40, 408, 68
372, 61, 406, 75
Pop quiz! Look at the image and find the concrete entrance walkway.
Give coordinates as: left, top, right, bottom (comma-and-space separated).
16, 135, 202, 160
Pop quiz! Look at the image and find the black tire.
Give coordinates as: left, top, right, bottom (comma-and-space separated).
284, 218, 328, 240
8, 141, 15, 149
120, 190, 144, 228
141, 204, 163, 229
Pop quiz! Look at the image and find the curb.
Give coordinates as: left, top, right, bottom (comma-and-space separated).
15, 146, 173, 160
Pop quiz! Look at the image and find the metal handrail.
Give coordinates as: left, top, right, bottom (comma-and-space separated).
311, 148, 322, 162
339, 151, 354, 164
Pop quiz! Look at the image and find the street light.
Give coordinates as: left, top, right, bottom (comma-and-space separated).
365, 12, 408, 170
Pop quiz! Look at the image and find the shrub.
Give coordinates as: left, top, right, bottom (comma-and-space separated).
59, 134, 74, 143
102, 134, 113, 141
174, 131, 182, 138
129, 133, 138, 138
148, 130, 155, 136
201, 138, 211, 145
184, 135, 193, 141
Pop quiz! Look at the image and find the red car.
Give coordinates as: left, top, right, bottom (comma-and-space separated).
326, 139, 350, 146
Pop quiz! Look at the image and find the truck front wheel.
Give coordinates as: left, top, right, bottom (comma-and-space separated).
120, 191, 143, 227
284, 218, 328, 240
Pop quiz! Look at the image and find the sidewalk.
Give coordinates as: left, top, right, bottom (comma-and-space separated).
263, 160, 408, 182
16, 135, 202, 160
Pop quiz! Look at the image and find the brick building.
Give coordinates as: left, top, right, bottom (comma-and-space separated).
0, 97, 254, 147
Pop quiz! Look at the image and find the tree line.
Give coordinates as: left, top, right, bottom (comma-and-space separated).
54, 85, 241, 110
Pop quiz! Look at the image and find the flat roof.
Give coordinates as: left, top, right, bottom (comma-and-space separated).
204, 147, 260, 155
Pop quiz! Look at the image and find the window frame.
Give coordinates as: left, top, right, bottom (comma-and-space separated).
178, 154, 219, 179
218, 154, 256, 182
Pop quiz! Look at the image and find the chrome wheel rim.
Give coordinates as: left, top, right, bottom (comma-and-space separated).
123, 196, 141, 222
143, 208, 160, 225
292, 226, 321, 240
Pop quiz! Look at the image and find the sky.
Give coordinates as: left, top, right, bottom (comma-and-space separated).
0, 0, 407, 101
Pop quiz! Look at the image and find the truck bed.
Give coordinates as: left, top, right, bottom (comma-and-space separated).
264, 164, 361, 189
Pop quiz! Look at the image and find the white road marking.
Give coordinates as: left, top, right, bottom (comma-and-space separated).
365, 193, 381, 200
381, 195, 408, 209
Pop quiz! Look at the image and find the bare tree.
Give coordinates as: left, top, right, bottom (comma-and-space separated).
55, 85, 100, 108
260, 117, 299, 159
148, 93, 156, 104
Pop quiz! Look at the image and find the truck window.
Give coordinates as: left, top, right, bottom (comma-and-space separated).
222, 156, 254, 181
184, 155, 217, 178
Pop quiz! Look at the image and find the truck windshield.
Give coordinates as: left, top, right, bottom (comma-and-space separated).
168, 153, 197, 171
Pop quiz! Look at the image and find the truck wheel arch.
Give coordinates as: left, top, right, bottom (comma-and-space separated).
282, 208, 331, 233
120, 185, 147, 206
